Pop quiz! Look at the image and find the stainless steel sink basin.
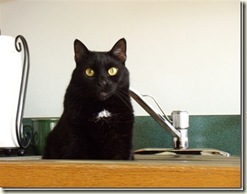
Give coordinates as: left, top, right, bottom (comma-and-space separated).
134, 148, 230, 157
133, 148, 240, 166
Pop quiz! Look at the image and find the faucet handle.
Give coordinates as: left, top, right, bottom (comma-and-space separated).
172, 111, 189, 129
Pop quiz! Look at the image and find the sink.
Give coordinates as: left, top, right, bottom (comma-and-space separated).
134, 148, 230, 157
133, 148, 240, 166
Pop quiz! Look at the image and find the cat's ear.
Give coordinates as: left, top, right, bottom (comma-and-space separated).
110, 38, 127, 63
74, 39, 89, 64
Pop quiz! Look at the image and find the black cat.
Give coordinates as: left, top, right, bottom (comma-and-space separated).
42, 38, 134, 160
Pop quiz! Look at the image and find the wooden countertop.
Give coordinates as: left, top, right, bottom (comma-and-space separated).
0, 156, 241, 189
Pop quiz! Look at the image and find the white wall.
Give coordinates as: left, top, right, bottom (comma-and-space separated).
0, 0, 241, 117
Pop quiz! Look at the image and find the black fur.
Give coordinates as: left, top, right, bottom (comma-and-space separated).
42, 38, 134, 160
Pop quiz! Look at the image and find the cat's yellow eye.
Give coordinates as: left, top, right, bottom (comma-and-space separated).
85, 68, 95, 77
108, 67, 118, 76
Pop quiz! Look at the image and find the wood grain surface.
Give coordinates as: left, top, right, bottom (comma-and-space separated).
0, 159, 241, 188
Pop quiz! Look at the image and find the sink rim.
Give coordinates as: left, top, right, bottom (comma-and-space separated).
134, 147, 231, 157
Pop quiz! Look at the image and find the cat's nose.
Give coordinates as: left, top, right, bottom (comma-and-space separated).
97, 79, 108, 87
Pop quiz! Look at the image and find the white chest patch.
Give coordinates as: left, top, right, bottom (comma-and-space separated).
96, 109, 111, 119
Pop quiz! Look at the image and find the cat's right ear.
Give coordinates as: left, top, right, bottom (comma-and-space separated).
74, 39, 89, 64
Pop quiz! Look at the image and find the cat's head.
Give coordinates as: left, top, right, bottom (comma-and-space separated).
71, 38, 130, 101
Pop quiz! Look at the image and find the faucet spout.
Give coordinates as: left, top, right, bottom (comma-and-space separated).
129, 87, 189, 149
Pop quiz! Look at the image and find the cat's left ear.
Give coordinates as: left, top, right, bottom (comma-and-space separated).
110, 38, 127, 64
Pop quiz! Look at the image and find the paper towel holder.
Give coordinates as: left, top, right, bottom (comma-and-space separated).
1, 35, 32, 156
15, 35, 31, 150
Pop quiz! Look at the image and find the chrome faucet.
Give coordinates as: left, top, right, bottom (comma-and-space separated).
129, 87, 189, 149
